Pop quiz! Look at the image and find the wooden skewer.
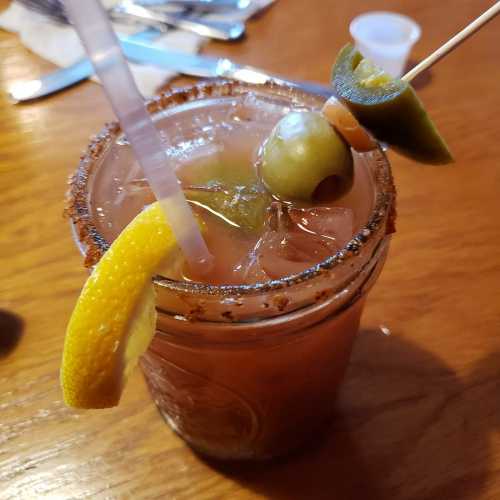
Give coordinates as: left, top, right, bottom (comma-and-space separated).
402, 1, 500, 82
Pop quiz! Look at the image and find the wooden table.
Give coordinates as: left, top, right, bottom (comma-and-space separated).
2, 0, 500, 498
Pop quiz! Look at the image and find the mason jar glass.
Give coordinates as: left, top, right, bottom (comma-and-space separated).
67, 80, 396, 460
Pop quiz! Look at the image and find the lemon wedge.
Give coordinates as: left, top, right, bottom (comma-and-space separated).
61, 201, 178, 409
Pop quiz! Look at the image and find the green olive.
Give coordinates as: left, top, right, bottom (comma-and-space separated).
259, 111, 353, 202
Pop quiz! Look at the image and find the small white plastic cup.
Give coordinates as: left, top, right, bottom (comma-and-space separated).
350, 11, 421, 78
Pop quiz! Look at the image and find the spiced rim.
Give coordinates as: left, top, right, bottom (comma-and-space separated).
67, 79, 396, 297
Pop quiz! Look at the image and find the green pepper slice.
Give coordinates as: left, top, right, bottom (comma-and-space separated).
332, 44, 452, 165
183, 160, 271, 233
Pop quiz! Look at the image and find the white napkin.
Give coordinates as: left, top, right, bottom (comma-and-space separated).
0, 0, 274, 96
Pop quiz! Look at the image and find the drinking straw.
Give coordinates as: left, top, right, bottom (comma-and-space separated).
62, 0, 212, 271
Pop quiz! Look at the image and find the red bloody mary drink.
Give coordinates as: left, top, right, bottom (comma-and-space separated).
67, 80, 395, 459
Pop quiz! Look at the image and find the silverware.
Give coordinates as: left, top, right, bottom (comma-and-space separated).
112, 1, 245, 40
9, 28, 162, 101
16, 0, 68, 24
9, 37, 333, 102
17, 0, 245, 41
135, 0, 251, 10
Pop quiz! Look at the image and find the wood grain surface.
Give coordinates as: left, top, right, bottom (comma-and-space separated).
1, 0, 500, 498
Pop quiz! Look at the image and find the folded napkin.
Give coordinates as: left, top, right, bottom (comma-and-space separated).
0, 0, 274, 96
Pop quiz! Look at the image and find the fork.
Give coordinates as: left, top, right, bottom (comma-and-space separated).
17, 0, 246, 40
114, 0, 245, 40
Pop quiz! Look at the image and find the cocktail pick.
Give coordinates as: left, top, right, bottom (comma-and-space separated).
402, 1, 500, 82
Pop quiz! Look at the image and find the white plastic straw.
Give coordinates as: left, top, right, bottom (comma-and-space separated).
63, 0, 212, 271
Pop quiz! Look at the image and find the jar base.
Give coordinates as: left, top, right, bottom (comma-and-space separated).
157, 406, 335, 462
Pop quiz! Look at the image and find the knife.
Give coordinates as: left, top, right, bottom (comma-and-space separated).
8, 28, 162, 102
9, 37, 333, 102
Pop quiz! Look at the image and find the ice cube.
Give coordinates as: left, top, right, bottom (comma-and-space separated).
244, 203, 355, 280
228, 93, 289, 127
232, 240, 271, 284
288, 207, 354, 248
165, 137, 223, 165
113, 159, 153, 207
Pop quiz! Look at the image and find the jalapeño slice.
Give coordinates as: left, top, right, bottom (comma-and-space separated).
182, 160, 272, 233
332, 44, 452, 165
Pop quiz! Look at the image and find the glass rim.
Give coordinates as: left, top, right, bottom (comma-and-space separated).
67, 79, 396, 297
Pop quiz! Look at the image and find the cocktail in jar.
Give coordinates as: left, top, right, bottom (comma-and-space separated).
63, 45, 450, 460
66, 79, 395, 459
